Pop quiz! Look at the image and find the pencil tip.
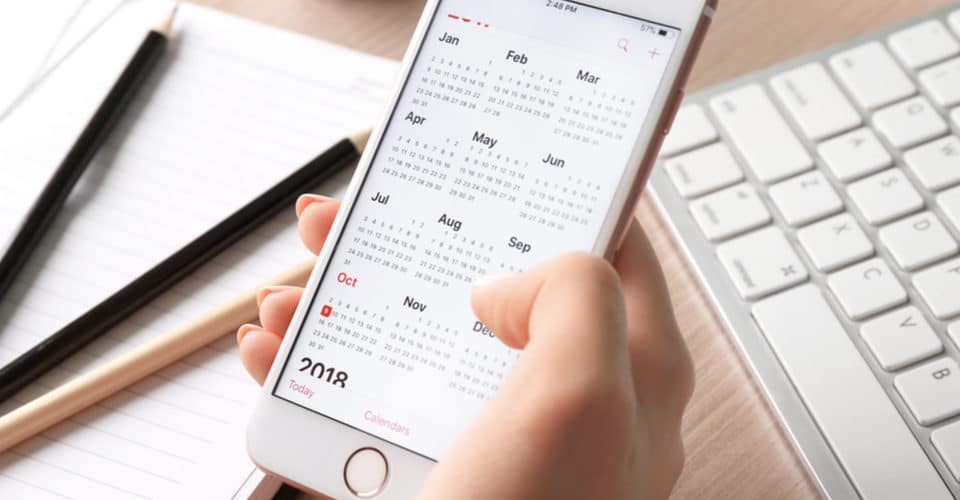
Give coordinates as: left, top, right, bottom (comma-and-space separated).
154, 4, 178, 36
348, 129, 373, 152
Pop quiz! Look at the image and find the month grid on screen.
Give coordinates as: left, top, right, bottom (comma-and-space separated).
275, 0, 680, 460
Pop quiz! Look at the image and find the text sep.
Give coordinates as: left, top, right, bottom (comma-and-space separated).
508, 236, 532, 254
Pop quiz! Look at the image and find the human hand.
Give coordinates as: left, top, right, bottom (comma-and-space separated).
238, 194, 694, 500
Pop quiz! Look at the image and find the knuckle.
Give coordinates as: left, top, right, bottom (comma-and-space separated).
662, 352, 696, 415
554, 253, 622, 294
633, 323, 695, 413
679, 353, 695, 406
535, 368, 634, 432
670, 336, 696, 410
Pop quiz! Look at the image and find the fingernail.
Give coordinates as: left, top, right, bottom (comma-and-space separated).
473, 273, 515, 289
237, 323, 259, 344
257, 286, 289, 307
296, 194, 332, 218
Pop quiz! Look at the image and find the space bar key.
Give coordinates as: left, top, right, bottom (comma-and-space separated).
752, 286, 950, 500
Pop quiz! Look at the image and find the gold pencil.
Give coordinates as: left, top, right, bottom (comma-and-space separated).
0, 258, 315, 453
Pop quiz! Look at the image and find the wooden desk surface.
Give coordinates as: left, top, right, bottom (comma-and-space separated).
191, 0, 955, 498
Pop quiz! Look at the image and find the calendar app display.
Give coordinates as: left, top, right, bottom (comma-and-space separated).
274, 0, 680, 459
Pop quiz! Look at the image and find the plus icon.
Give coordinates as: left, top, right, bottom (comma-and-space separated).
648, 48, 661, 59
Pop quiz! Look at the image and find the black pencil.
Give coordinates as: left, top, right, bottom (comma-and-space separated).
0, 8, 177, 305
0, 130, 370, 403
272, 484, 303, 500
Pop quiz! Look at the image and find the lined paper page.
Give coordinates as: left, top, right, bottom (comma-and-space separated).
0, 1, 397, 497
0, 0, 127, 117
0, 0, 82, 114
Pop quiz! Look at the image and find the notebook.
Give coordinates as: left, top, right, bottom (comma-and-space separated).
0, 1, 399, 498
0, 0, 127, 119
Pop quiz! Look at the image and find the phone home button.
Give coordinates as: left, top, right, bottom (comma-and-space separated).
344, 447, 389, 497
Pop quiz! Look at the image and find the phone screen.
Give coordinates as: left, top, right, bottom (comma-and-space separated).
273, 0, 681, 460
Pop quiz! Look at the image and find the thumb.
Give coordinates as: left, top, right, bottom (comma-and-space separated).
470, 253, 627, 366
418, 254, 634, 500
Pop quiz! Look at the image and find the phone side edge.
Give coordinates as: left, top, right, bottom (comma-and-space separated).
604, 0, 716, 260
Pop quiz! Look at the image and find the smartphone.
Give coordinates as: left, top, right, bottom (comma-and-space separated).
248, 0, 715, 496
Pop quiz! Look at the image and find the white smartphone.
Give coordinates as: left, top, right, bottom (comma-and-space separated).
248, 0, 715, 497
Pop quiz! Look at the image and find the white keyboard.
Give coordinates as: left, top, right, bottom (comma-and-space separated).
651, 5, 960, 499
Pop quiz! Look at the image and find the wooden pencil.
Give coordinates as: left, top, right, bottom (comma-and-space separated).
0, 129, 369, 403
0, 8, 176, 303
0, 258, 315, 453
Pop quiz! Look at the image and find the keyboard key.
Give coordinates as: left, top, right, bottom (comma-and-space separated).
953, 107, 960, 129
952, 10, 960, 37
830, 42, 917, 110
878, 212, 959, 271
769, 171, 843, 226
689, 184, 771, 241
817, 128, 892, 182
888, 20, 960, 69
940, 186, 960, 232
873, 96, 949, 149
894, 358, 960, 425
904, 135, 960, 191
710, 85, 813, 183
861, 307, 943, 371
798, 213, 874, 272
660, 105, 718, 156
848, 169, 924, 225
952, 322, 960, 349
665, 143, 743, 198
769, 63, 861, 141
913, 257, 960, 320
932, 422, 960, 481
752, 286, 952, 500
919, 57, 960, 107
828, 258, 907, 320
717, 227, 808, 300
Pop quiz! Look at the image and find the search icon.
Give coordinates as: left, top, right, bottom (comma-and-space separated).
618, 38, 629, 53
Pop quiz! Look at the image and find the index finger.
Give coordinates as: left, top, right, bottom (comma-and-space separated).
295, 195, 341, 255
